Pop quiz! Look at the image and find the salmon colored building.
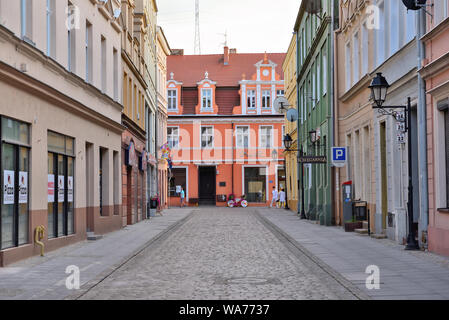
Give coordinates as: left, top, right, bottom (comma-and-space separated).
420, 0, 449, 256
166, 48, 286, 207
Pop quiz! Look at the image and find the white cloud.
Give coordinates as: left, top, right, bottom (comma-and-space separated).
157, 0, 301, 54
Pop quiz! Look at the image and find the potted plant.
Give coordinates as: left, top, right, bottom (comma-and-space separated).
344, 218, 363, 232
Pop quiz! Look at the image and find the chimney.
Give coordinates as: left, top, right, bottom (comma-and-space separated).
171, 49, 184, 56
224, 46, 229, 65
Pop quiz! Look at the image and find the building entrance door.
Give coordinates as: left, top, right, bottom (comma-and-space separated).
198, 166, 216, 205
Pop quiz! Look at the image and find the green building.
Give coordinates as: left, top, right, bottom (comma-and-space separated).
294, 0, 338, 226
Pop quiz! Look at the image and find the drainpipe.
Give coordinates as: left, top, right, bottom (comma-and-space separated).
155, 31, 159, 212
232, 122, 234, 197
296, 30, 301, 217
417, 9, 428, 248
330, 0, 336, 226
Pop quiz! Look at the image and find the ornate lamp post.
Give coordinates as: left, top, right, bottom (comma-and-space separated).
283, 134, 307, 219
369, 73, 419, 250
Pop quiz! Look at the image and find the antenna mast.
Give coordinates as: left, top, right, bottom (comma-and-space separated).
194, 0, 201, 55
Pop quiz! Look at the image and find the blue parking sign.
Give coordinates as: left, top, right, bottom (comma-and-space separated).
332, 147, 347, 167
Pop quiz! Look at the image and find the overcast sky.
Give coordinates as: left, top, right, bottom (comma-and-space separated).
157, 0, 300, 55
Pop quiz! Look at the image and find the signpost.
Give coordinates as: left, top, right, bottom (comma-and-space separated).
331, 147, 347, 168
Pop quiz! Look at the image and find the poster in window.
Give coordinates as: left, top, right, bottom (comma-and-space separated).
248, 181, 263, 193
48, 175, 55, 203
3, 170, 14, 205
19, 172, 28, 204
58, 175, 65, 203
68, 176, 73, 203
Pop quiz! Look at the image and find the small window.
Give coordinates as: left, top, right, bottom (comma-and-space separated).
277, 90, 285, 97
201, 127, 214, 148
167, 127, 179, 149
168, 89, 177, 110
262, 90, 271, 108
201, 89, 212, 109
247, 90, 256, 109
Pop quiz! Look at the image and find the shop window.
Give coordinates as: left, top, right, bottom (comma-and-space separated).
169, 168, 186, 197
244, 167, 266, 203
47, 131, 75, 238
1, 117, 30, 250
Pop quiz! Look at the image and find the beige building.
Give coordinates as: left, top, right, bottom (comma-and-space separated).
156, 26, 170, 209
0, 0, 124, 266
282, 34, 298, 211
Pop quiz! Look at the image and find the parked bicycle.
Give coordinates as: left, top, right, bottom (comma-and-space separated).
227, 194, 248, 208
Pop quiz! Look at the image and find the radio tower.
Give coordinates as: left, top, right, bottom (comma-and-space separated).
194, 0, 201, 55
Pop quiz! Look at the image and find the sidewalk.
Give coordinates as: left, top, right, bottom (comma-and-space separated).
257, 208, 449, 300
0, 208, 193, 300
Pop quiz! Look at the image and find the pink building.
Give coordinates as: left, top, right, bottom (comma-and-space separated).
420, 0, 449, 256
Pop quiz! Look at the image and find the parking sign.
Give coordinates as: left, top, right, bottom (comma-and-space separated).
332, 147, 347, 167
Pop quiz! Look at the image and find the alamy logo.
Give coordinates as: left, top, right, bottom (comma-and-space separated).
65, 265, 80, 290
365, 265, 380, 290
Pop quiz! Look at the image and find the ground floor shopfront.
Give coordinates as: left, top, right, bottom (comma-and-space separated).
121, 119, 148, 226
168, 162, 285, 207
0, 63, 123, 267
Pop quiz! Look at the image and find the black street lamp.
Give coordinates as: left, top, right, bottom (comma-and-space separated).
283, 134, 307, 219
369, 72, 419, 251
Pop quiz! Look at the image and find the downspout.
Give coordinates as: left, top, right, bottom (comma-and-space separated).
232, 122, 234, 197
417, 9, 428, 248
329, 0, 336, 226
154, 25, 159, 211
296, 30, 301, 216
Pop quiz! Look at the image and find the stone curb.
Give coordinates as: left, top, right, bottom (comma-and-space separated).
65, 209, 196, 300
255, 209, 372, 300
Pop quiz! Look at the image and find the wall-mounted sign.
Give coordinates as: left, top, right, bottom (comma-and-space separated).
68, 176, 73, 203
3, 170, 14, 205
58, 175, 65, 203
298, 156, 327, 164
125, 141, 137, 167
48, 174, 55, 203
19, 172, 28, 204
332, 147, 347, 168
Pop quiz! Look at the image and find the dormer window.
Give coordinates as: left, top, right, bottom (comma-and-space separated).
262, 90, 271, 108
168, 89, 177, 110
247, 90, 256, 109
201, 88, 212, 109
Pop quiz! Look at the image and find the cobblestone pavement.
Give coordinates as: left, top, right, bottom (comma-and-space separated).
78, 208, 358, 300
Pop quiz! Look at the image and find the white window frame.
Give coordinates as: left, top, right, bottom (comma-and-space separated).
362, 22, 369, 76
317, 57, 321, 102
201, 88, 213, 110
276, 90, 285, 97
259, 126, 273, 149
167, 127, 179, 149
262, 90, 271, 108
345, 41, 351, 91
236, 126, 250, 149
322, 46, 327, 96
312, 66, 316, 108
247, 90, 256, 109
168, 89, 178, 110
353, 31, 360, 85
201, 126, 214, 149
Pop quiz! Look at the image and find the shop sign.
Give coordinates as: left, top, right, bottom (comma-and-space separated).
298, 156, 327, 164
19, 172, 28, 204
48, 175, 55, 203
3, 170, 14, 205
68, 176, 73, 203
58, 175, 65, 203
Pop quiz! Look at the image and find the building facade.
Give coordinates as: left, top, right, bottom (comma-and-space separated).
420, 0, 449, 256
167, 49, 286, 207
295, 0, 335, 226
120, 0, 157, 225
0, 0, 123, 266
283, 35, 298, 211
156, 26, 170, 209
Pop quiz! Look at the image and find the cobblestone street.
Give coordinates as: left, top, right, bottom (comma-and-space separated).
77, 208, 357, 300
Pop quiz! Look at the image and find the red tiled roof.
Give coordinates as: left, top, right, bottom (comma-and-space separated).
167, 52, 286, 87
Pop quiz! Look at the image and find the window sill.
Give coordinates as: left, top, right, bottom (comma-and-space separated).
437, 208, 449, 214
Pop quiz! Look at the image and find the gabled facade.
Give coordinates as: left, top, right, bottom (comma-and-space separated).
167, 49, 286, 207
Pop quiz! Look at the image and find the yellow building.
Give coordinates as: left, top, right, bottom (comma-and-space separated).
282, 34, 298, 212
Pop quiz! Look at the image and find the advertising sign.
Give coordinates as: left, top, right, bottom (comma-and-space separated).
19, 172, 28, 204
68, 176, 73, 203
58, 175, 65, 203
48, 175, 55, 203
3, 170, 14, 205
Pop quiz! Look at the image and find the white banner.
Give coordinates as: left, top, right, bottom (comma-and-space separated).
58, 175, 65, 203
18, 171, 28, 204
3, 170, 14, 205
48, 174, 55, 203
68, 176, 73, 203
